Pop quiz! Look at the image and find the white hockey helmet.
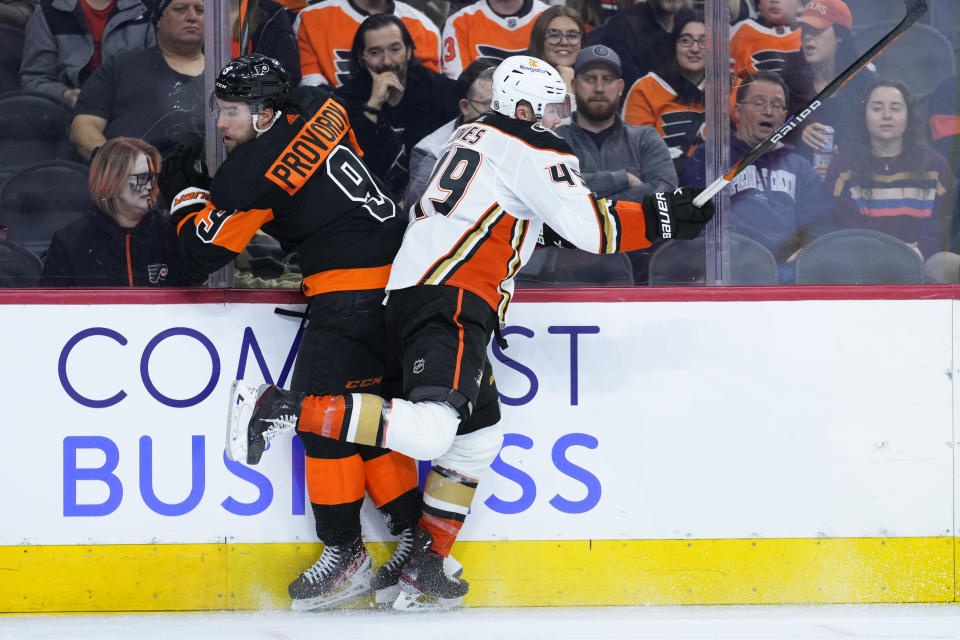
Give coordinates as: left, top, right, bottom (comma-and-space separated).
491, 55, 570, 128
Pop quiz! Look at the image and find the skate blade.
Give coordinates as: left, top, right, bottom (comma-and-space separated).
391, 588, 463, 612
290, 575, 374, 612
225, 379, 258, 463
374, 584, 399, 608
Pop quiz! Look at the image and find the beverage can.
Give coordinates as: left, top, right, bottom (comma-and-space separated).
812, 125, 835, 171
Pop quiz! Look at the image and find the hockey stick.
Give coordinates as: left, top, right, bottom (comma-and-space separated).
238, 0, 252, 56
692, 0, 928, 208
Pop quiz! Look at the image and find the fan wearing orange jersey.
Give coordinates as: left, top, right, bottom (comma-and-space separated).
440, 0, 548, 79
623, 12, 705, 171
729, 0, 803, 78
295, 0, 439, 87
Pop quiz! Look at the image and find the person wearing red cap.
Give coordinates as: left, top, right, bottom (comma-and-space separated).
782, 0, 870, 175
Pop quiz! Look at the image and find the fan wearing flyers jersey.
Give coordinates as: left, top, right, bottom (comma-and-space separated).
227, 55, 714, 611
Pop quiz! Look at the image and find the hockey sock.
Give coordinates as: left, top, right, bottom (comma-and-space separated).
363, 451, 421, 531
419, 466, 478, 557
305, 453, 364, 545
298, 393, 387, 448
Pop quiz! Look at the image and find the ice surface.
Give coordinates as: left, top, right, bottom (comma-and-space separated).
2, 604, 960, 640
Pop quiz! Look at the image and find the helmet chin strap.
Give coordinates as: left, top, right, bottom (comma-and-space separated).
252, 109, 282, 136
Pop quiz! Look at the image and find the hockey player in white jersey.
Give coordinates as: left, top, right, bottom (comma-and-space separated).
227, 55, 715, 610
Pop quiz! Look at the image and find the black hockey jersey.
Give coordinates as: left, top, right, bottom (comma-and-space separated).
176, 86, 405, 296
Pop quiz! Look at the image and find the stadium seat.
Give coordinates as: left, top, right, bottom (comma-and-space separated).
0, 91, 75, 180
0, 24, 24, 94
647, 232, 780, 286
854, 22, 956, 100
794, 229, 925, 285
515, 246, 634, 287
0, 160, 91, 258
0, 238, 42, 287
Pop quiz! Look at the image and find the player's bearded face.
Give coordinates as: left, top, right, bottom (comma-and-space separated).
215, 98, 256, 154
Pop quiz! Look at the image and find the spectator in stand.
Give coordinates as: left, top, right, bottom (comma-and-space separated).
295, 0, 439, 88
825, 77, 956, 266
20, 0, 155, 108
69, 0, 204, 161
229, 0, 300, 85
526, 6, 584, 96
782, 0, 867, 175
41, 137, 196, 287
596, 0, 694, 96
336, 13, 457, 201
682, 71, 833, 283
622, 11, 705, 175
556, 44, 678, 283
558, 46, 676, 204
403, 59, 496, 208
730, 0, 803, 79
440, 0, 548, 79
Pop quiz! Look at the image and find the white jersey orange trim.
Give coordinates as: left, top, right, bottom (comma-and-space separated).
386, 114, 653, 319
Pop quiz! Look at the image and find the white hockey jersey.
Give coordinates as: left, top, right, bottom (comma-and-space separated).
386, 112, 654, 319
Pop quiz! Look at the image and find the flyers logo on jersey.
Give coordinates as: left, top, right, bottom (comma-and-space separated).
266, 98, 350, 195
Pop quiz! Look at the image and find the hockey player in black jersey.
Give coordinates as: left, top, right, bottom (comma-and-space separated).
226, 55, 715, 611
159, 53, 428, 612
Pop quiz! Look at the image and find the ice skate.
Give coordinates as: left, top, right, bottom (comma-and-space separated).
226, 380, 303, 464
289, 539, 374, 611
392, 528, 468, 612
372, 527, 464, 606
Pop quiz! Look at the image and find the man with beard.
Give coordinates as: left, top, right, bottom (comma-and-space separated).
681, 71, 833, 283
595, 0, 693, 95
160, 53, 428, 611
335, 13, 458, 202
557, 45, 676, 204
555, 45, 677, 283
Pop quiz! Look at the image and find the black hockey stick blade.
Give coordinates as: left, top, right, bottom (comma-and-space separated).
238, 0, 251, 57
693, 0, 928, 207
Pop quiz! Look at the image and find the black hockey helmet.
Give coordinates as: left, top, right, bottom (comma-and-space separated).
214, 53, 291, 112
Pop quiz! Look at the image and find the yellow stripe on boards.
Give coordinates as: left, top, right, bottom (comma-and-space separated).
0, 538, 953, 612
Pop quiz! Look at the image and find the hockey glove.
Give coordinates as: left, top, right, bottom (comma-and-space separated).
643, 187, 715, 241
159, 144, 212, 224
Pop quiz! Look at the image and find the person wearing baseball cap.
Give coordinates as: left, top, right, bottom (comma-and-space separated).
555, 44, 678, 282
783, 0, 867, 174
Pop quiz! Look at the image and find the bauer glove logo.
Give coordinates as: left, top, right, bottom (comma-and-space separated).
655, 192, 672, 239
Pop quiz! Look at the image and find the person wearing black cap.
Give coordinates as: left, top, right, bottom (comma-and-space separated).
555, 44, 677, 283
69, 0, 205, 161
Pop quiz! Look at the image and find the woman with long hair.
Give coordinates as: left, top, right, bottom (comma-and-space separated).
41, 137, 196, 287
825, 77, 956, 261
620, 11, 704, 173
782, 0, 866, 174
527, 5, 586, 95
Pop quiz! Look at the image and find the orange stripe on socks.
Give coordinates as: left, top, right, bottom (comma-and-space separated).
305, 454, 365, 505
300, 394, 347, 440
419, 513, 462, 557
363, 451, 418, 507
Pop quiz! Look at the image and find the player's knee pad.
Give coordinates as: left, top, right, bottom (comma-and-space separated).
408, 385, 473, 422
433, 424, 504, 478
382, 398, 460, 461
